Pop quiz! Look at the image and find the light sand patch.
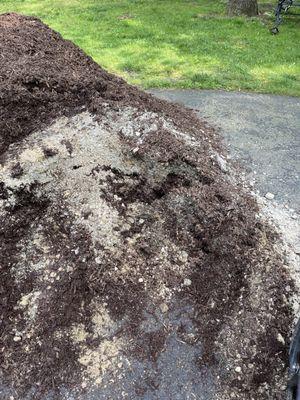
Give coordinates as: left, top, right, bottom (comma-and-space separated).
78, 337, 124, 384
19, 147, 44, 164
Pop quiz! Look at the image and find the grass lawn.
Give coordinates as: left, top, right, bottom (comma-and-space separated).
0, 0, 299, 96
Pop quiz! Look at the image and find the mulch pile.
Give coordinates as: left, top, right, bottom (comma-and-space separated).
0, 13, 294, 400
0, 13, 211, 159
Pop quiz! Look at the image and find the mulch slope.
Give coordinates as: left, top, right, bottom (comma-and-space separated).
0, 12, 214, 159
0, 13, 294, 400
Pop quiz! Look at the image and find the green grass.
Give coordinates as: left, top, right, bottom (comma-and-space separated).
0, 0, 299, 95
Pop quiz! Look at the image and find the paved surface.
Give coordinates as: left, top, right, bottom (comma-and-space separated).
149, 89, 300, 212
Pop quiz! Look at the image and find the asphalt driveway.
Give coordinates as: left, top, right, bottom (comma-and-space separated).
149, 89, 300, 212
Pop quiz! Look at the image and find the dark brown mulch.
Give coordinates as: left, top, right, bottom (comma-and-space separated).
0, 12, 294, 400
0, 12, 217, 160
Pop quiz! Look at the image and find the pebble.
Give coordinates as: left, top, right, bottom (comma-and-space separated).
265, 192, 275, 200
13, 335, 22, 342
277, 333, 285, 345
215, 154, 228, 173
160, 303, 169, 313
183, 278, 192, 286
235, 366, 242, 373
178, 251, 188, 263
138, 277, 144, 283
210, 300, 215, 309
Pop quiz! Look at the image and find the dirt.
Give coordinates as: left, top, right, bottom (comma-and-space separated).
0, 13, 297, 400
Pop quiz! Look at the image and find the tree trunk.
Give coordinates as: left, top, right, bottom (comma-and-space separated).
228, 0, 258, 16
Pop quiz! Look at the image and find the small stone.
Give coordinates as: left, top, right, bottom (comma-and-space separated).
138, 277, 144, 283
235, 366, 242, 373
178, 251, 188, 263
81, 381, 87, 388
183, 278, 192, 286
215, 154, 228, 173
50, 272, 56, 278
95, 256, 101, 264
74, 248, 79, 255
13, 335, 22, 342
19, 294, 30, 307
265, 192, 274, 200
160, 303, 169, 313
277, 333, 285, 345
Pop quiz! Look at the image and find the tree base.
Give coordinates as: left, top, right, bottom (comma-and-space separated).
228, 0, 258, 17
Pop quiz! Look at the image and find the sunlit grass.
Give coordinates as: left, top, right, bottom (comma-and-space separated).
0, 0, 299, 95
